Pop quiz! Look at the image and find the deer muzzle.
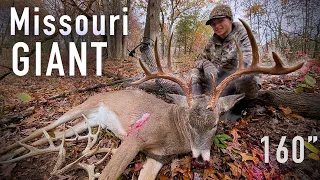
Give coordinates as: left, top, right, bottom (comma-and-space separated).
191, 148, 210, 168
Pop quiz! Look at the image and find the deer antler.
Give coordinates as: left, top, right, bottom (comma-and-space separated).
207, 19, 304, 111
0, 127, 66, 164
131, 34, 194, 107
51, 141, 116, 180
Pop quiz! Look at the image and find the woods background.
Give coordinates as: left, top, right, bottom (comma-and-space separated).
0, 0, 319, 65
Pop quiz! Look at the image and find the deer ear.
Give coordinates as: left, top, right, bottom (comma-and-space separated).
167, 94, 189, 108
218, 94, 245, 113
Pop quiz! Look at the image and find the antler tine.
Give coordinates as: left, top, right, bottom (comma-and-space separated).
154, 38, 164, 74
131, 36, 194, 107
239, 19, 259, 67
207, 19, 304, 111
168, 33, 173, 71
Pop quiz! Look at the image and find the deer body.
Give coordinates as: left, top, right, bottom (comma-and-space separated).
66, 89, 221, 180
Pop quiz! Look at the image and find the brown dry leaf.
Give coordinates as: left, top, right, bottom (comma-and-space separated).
278, 104, 292, 115
229, 128, 241, 141
203, 167, 219, 180
228, 128, 241, 149
171, 157, 193, 179
240, 153, 259, 165
227, 162, 242, 177
264, 168, 277, 180
21, 107, 44, 125
216, 171, 233, 180
289, 114, 305, 120
266, 106, 276, 112
235, 118, 249, 127
158, 174, 170, 180
158, 169, 170, 180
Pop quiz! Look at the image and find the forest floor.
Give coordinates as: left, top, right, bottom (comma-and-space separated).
0, 54, 319, 180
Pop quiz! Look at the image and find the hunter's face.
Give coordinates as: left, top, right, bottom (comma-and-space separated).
210, 17, 232, 39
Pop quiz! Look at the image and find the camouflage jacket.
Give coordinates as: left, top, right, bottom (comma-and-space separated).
195, 22, 254, 72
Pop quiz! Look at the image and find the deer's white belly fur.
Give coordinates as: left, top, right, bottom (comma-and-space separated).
86, 102, 127, 137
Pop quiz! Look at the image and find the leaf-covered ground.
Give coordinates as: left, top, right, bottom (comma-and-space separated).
0, 56, 319, 180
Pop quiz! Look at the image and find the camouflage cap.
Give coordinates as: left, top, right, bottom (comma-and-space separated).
205, 4, 233, 25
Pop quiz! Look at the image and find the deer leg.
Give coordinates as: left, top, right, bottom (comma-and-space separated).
98, 135, 143, 180
138, 158, 163, 180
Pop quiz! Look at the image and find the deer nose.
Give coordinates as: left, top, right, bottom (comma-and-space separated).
191, 149, 211, 169
192, 156, 210, 169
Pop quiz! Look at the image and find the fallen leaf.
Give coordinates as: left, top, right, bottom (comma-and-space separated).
203, 167, 219, 180
21, 107, 44, 125
278, 105, 292, 115
263, 168, 277, 180
216, 171, 233, 180
235, 118, 249, 127
171, 156, 192, 179
307, 153, 320, 160
304, 141, 319, 154
227, 128, 241, 150
240, 153, 259, 165
227, 162, 242, 177
266, 106, 276, 112
251, 147, 264, 161
158, 169, 170, 180
246, 163, 264, 180
16, 93, 32, 102
289, 114, 304, 120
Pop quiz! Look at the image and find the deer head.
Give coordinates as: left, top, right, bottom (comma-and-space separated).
131, 19, 303, 167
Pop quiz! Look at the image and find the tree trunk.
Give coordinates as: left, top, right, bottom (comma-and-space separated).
136, 82, 320, 120
115, 0, 122, 58
255, 90, 320, 120
140, 0, 162, 72
122, 0, 131, 58
103, 0, 122, 59
102, 0, 111, 57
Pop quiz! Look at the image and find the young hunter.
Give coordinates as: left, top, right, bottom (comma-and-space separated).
191, 4, 261, 120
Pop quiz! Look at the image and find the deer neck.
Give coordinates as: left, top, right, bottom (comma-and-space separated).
171, 105, 191, 145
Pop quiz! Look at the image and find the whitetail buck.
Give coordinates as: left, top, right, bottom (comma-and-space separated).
0, 19, 303, 180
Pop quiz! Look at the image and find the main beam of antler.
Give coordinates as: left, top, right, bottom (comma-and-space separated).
131, 36, 194, 107
208, 19, 304, 111
0, 129, 63, 164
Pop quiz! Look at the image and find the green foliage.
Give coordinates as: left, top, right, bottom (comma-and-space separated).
214, 134, 232, 149
295, 74, 317, 93
304, 141, 319, 160
16, 93, 32, 102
